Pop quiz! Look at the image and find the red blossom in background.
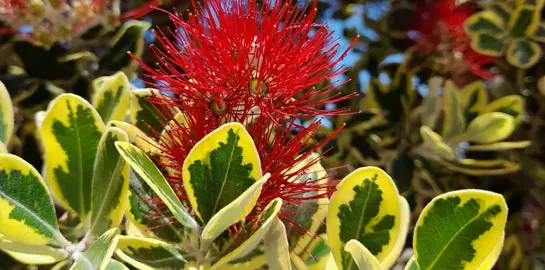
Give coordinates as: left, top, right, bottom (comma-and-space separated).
411, 0, 497, 80
136, 0, 357, 127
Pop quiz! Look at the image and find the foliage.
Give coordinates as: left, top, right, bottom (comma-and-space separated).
1, 0, 543, 269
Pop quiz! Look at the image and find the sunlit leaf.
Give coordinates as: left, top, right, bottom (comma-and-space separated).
91, 72, 130, 123
464, 112, 516, 144
70, 228, 120, 270
41, 94, 104, 219
264, 217, 292, 270
115, 236, 189, 269
344, 239, 381, 270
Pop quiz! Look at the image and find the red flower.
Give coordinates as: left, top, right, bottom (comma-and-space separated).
135, 0, 357, 127
411, 0, 497, 80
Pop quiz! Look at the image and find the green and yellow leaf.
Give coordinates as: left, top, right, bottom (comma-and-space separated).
532, 22, 545, 42
264, 217, 292, 270
413, 189, 508, 270
464, 112, 516, 144
344, 239, 381, 270
405, 257, 418, 270
506, 39, 542, 69
115, 142, 198, 229
381, 196, 411, 269
70, 228, 120, 270
480, 95, 525, 124
464, 11, 506, 36
300, 233, 330, 269
91, 72, 130, 123
106, 259, 130, 270
0, 81, 14, 145
115, 236, 189, 269
107, 121, 157, 153
508, 5, 540, 38
442, 81, 466, 139
458, 81, 488, 120
125, 171, 187, 243
211, 198, 283, 270
421, 77, 443, 130
129, 89, 172, 139
327, 166, 401, 270
182, 122, 262, 224
487, 2, 512, 23
420, 126, 456, 161
470, 32, 505, 56
465, 141, 532, 151
439, 159, 520, 176
0, 141, 6, 154
0, 234, 67, 264
41, 93, 105, 219
202, 173, 270, 241
477, 232, 504, 270
89, 127, 130, 238
0, 154, 66, 246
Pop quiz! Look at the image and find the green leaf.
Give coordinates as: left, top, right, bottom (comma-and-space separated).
71, 228, 121, 270
465, 141, 532, 151
344, 239, 381, 270
89, 127, 130, 238
508, 5, 540, 38
420, 126, 457, 161
99, 21, 151, 74
129, 89, 172, 139
488, 3, 512, 23
0, 81, 14, 145
115, 236, 189, 270
0, 154, 67, 246
182, 122, 262, 224
405, 257, 418, 270
202, 173, 270, 241
0, 235, 68, 264
41, 94, 105, 219
211, 198, 283, 270
421, 77, 443, 130
470, 32, 505, 56
464, 11, 505, 36
91, 72, 130, 123
442, 81, 466, 139
506, 39, 542, 69
264, 217, 292, 270
115, 142, 198, 229
300, 233, 330, 267
414, 190, 508, 270
480, 95, 525, 124
106, 259, 129, 270
0, 141, 6, 154
107, 121, 157, 154
458, 81, 488, 122
532, 22, 545, 42
125, 171, 187, 243
327, 167, 401, 270
464, 112, 516, 144
381, 196, 411, 269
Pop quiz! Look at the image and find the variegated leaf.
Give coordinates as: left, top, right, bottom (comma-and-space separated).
442, 81, 466, 139
130, 89, 172, 139
115, 236, 189, 269
92, 72, 130, 123
506, 39, 542, 69
327, 167, 401, 270
0, 154, 67, 246
107, 121, 157, 153
202, 173, 270, 241
264, 217, 292, 270
405, 257, 418, 270
210, 198, 283, 270
440, 159, 520, 176
0, 234, 67, 264
381, 196, 410, 269
458, 81, 488, 122
470, 32, 505, 56
413, 190, 508, 270
115, 142, 198, 229
532, 22, 545, 42
71, 228, 120, 270
41, 94, 105, 219
182, 122, 262, 224
508, 5, 540, 38
420, 126, 456, 161
480, 95, 525, 124
89, 127, 130, 238
106, 259, 129, 270
0, 81, 14, 145
464, 11, 505, 36
464, 112, 516, 144
0, 141, 6, 154
344, 239, 381, 270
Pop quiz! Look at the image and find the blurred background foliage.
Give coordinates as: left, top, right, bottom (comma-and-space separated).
1, 0, 544, 269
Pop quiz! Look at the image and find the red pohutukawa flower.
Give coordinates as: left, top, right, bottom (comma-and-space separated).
411, 0, 497, 80
134, 0, 355, 251
135, 0, 357, 126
